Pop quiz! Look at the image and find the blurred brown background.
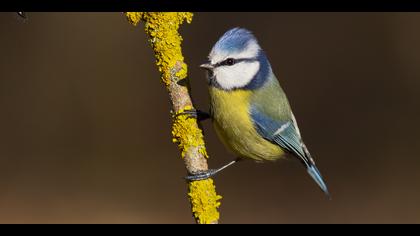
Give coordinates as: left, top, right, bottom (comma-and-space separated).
0, 12, 419, 223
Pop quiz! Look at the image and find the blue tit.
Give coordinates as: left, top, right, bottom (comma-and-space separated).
186, 27, 329, 197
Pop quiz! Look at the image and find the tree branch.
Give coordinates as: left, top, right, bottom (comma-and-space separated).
125, 12, 221, 224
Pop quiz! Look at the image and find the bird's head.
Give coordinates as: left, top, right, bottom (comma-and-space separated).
201, 27, 271, 91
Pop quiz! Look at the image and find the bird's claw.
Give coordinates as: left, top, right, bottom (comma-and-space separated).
174, 108, 210, 121
185, 169, 217, 181
175, 109, 199, 119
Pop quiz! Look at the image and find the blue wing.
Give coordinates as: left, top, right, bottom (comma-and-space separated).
250, 106, 307, 162
250, 106, 330, 197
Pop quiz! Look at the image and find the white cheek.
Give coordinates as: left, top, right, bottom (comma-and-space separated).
214, 61, 260, 90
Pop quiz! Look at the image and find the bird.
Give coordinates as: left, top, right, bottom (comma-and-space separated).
183, 27, 329, 197
17, 12, 26, 19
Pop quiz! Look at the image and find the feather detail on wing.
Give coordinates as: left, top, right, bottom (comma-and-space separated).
250, 106, 330, 197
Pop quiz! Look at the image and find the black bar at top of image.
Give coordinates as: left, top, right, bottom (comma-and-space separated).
3, 0, 420, 12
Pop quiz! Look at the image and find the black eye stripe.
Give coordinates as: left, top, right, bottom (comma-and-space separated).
216, 58, 235, 67
214, 58, 258, 68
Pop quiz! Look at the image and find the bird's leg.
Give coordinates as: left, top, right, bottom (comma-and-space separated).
185, 158, 240, 181
175, 108, 210, 122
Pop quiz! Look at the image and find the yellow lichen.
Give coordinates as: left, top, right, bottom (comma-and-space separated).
172, 106, 208, 158
125, 12, 142, 26
125, 12, 193, 86
126, 12, 219, 224
188, 179, 222, 224
125, 12, 207, 159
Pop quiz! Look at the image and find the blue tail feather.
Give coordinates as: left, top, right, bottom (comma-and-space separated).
307, 165, 330, 199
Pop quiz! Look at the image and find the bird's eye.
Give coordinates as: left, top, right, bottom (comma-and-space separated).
225, 58, 235, 66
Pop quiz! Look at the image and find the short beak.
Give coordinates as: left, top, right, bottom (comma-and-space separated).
200, 63, 214, 70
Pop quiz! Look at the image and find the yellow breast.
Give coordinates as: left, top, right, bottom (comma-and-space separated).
209, 87, 284, 161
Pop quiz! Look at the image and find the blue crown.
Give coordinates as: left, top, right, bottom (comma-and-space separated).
213, 28, 258, 53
